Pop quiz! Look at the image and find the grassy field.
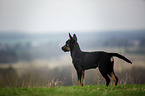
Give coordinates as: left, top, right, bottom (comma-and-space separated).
0, 85, 144, 96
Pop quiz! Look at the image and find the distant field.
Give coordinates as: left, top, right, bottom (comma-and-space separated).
0, 85, 144, 96
0, 52, 145, 87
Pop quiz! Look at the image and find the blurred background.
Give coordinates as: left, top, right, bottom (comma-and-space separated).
0, 0, 145, 87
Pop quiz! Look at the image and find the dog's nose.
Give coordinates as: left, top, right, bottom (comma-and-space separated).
61, 46, 64, 50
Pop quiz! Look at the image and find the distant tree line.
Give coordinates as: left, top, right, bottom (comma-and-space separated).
0, 50, 17, 63
0, 41, 61, 63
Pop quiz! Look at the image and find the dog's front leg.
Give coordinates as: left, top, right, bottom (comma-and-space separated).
77, 70, 84, 86
81, 70, 85, 86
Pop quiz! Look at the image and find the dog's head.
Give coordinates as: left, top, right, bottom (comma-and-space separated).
61, 33, 77, 52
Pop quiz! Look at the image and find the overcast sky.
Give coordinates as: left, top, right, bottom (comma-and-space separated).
0, 0, 145, 33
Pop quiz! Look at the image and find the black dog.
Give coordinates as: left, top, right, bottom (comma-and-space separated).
62, 33, 132, 86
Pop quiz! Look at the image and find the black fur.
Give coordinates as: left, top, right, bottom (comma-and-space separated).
62, 33, 132, 86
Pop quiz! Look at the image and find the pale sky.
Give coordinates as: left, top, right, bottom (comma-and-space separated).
0, 0, 145, 33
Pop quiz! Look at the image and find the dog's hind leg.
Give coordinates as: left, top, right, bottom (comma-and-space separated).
102, 74, 110, 86
108, 60, 118, 86
109, 72, 118, 86
99, 68, 110, 86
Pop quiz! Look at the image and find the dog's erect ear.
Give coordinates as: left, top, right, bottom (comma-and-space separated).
73, 34, 77, 41
69, 33, 73, 40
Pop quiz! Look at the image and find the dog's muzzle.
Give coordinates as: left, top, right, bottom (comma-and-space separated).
61, 45, 70, 52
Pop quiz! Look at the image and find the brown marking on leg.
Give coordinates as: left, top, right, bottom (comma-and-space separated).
78, 80, 82, 86
99, 67, 110, 86
77, 70, 83, 86
111, 72, 118, 86
102, 75, 110, 86
104, 78, 107, 86
104, 78, 110, 86
81, 71, 84, 86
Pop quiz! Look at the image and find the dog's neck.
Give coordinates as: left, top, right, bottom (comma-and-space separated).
70, 42, 82, 59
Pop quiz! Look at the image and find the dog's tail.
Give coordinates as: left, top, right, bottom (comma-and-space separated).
108, 53, 132, 64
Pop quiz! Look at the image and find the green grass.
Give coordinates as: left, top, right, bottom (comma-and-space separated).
0, 85, 145, 96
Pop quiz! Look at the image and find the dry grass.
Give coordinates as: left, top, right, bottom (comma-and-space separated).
0, 52, 145, 87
